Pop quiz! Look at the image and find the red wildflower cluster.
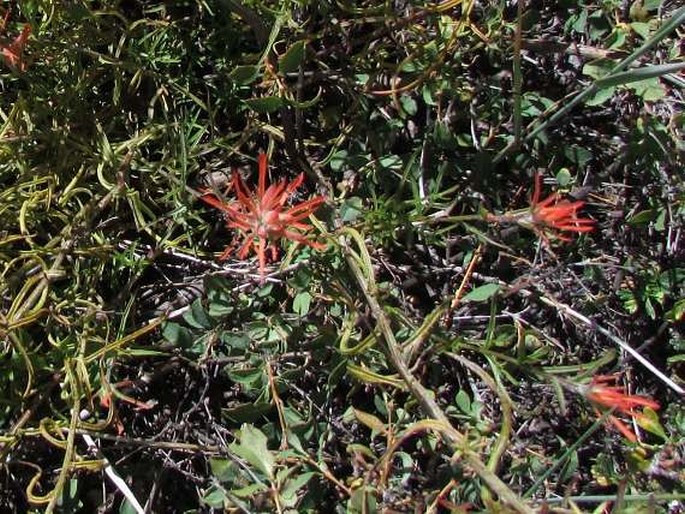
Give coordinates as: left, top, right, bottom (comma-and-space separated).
529, 173, 595, 241
484, 173, 594, 243
584, 374, 660, 443
201, 152, 326, 280
0, 10, 30, 72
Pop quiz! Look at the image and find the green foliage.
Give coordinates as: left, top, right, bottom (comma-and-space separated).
618, 268, 684, 320
1, 1, 683, 512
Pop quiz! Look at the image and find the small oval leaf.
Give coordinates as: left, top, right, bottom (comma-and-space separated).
244, 96, 283, 113
279, 40, 306, 74
292, 291, 311, 316
229, 424, 275, 479
229, 65, 259, 85
463, 283, 501, 302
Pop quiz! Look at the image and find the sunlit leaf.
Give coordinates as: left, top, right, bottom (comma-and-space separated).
230, 424, 275, 479
352, 408, 388, 435
463, 284, 500, 302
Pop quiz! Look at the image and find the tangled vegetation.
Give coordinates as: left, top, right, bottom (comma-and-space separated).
1, 1, 683, 513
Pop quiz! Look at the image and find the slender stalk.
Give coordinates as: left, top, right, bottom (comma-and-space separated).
513, 0, 523, 147
493, 6, 685, 164
45, 361, 80, 513
523, 416, 605, 499
339, 228, 533, 514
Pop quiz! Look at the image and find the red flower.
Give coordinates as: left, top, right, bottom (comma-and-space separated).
484, 173, 594, 243
584, 374, 660, 442
529, 173, 594, 242
201, 152, 326, 280
0, 11, 30, 72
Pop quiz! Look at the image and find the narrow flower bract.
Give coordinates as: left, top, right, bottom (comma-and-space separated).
0, 11, 30, 72
485, 173, 595, 244
201, 152, 326, 279
584, 374, 660, 443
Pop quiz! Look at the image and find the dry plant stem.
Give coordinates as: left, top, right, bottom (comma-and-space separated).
427, 479, 458, 514
10, 153, 130, 323
294, 455, 352, 497
0, 378, 59, 468
0, 427, 222, 453
339, 228, 532, 514
403, 301, 447, 365
493, 6, 685, 165
443, 244, 483, 326
43, 361, 79, 512
447, 353, 513, 503
266, 360, 289, 450
1, 157, 132, 473
534, 292, 684, 396
512, 0, 523, 146
81, 434, 145, 514
471, 270, 683, 395
543, 493, 685, 504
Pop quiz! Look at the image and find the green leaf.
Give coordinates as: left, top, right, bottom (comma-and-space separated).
627, 209, 657, 225
556, 168, 572, 187
521, 92, 554, 117
641, 0, 662, 11
628, 77, 666, 102
231, 482, 269, 498
207, 287, 234, 317
666, 298, 685, 322
583, 60, 614, 80
645, 297, 656, 319
257, 283, 274, 298
221, 333, 250, 350
463, 283, 500, 302
352, 408, 387, 435
618, 288, 639, 314
183, 299, 213, 329
161, 322, 194, 348
209, 458, 235, 482
655, 207, 666, 231
564, 145, 592, 167
229, 65, 259, 85
637, 407, 666, 439
222, 402, 273, 423
570, 9, 587, 33
280, 472, 315, 507
292, 292, 312, 316
399, 95, 417, 116
119, 499, 139, 514
229, 424, 275, 479
588, 10, 610, 41
247, 320, 270, 340
347, 486, 377, 513
421, 85, 437, 106
201, 486, 227, 508
455, 389, 471, 414
279, 40, 306, 74
244, 96, 283, 113
630, 21, 651, 39
585, 86, 615, 106
226, 367, 264, 386
433, 121, 458, 150
607, 28, 627, 49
